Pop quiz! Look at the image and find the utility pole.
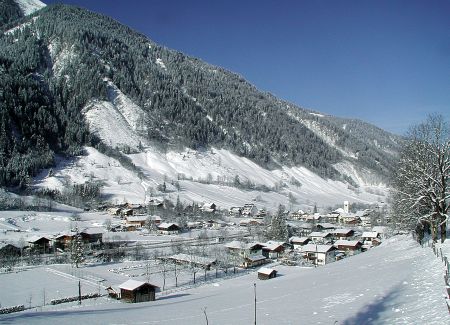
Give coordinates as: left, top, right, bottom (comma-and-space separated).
78, 280, 81, 305
254, 282, 257, 325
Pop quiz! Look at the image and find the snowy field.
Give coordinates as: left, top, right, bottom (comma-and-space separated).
33, 145, 387, 213
1, 235, 448, 324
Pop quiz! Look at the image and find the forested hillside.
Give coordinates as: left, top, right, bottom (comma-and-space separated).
0, 3, 401, 189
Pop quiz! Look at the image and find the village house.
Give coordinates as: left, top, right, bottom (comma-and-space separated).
309, 231, 333, 244
243, 255, 267, 268
297, 214, 322, 223
80, 228, 104, 244
301, 244, 337, 266
258, 267, 277, 280
158, 223, 180, 235
118, 279, 159, 303
316, 223, 336, 231
255, 209, 267, 219
331, 229, 355, 240
339, 215, 361, 225
226, 241, 266, 268
53, 232, 76, 250
287, 222, 313, 236
108, 207, 122, 216
333, 240, 363, 256
0, 242, 22, 258
239, 219, 263, 227
242, 203, 258, 217
289, 236, 311, 250
261, 241, 285, 259
27, 236, 51, 253
361, 231, 380, 242
229, 207, 242, 217
201, 203, 217, 213
125, 215, 148, 230
320, 213, 340, 223
290, 209, 307, 220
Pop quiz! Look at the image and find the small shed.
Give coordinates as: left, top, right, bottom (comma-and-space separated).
118, 279, 159, 303
258, 267, 277, 280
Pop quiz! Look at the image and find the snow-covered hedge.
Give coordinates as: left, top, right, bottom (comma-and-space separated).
50, 293, 101, 305
0, 305, 25, 314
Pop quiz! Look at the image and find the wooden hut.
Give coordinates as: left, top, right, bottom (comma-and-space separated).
258, 267, 277, 280
118, 279, 159, 303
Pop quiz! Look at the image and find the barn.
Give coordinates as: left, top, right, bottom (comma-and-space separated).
258, 267, 277, 280
118, 279, 159, 303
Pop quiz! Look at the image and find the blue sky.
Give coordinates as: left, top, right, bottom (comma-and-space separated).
44, 0, 450, 135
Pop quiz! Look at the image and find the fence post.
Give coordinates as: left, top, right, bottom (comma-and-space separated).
440, 248, 444, 262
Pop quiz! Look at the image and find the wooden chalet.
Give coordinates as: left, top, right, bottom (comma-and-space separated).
27, 236, 51, 253
258, 267, 277, 280
333, 240, 363, 255
118, 279, 159, 303
316, 223, 336, 231
229, 207, 242, 217
361, 231, 380, 242
332, 229, 355, 240
242, 204, 258, 217
261, 241, 285, 259
0, 242, 21, 258
243, 255, 266, 268
125, 215, 148, 229
80, 228, 104, 243
53, 232, 76, 250
309, 232, 333, 243
289, 236, 311, 249
201, 203, 217, 213
301, 244, 337, 266
158, 223, 180, 234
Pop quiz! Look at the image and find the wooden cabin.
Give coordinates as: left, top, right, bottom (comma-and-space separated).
258, 267, 277, 280
118, 280, 159, 303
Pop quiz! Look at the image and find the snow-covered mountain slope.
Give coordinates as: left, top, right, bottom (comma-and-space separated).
34, 145, 387, 211
14, 0, 45, 16
2, 236, 447, 324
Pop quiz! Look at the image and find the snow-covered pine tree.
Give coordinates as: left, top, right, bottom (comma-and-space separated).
71, 227, 85, 268
269, 205, 289, 241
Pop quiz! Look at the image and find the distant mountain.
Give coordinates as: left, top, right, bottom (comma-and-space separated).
0, 3, 401, 190
0, 0, 44, 26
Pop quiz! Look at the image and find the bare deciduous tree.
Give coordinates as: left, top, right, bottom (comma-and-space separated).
391, 114, 449, 243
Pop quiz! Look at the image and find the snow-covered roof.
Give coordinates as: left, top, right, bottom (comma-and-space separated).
261, 241, 285, 251
289, 236, 310, 244
362, 231, 378, 238
168, 253, 216, 266
245, 255, 266, 262
334, 240, 361, 247
158, 222, 179, 229
27, 235, 50, 243
224, 241, 262, 250
81, 227, 104, 235
118, 279, 158, 291
302, 244, 336, 253
317, 223, 336, 229
258, 267, 277, 275
126, 216, 148, 222
332, 229, 354, 235
309, 232, 331, 238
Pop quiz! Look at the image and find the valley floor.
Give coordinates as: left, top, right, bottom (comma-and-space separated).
0, 235, 448, 324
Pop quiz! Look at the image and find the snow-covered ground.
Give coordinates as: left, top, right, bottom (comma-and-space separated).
33, 144, 387, 212
1, 235, 448, 324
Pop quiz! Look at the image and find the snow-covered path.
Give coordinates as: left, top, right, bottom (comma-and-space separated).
1, 236, 448, 324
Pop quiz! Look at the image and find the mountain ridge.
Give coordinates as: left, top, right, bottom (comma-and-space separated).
0, 3, 401, 199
